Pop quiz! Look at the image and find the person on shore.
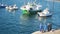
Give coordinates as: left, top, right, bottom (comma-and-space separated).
47, 23, 52, 32
44, 24, 48, 32
39, 23, 44, 32
40, 23, 52, 33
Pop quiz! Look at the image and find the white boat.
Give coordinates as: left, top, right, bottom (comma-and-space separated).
0, 3, 7, 8
0, 0, 7, 8
38, 8, 52, 17
20, 1, 42, 14
6, 4, 18, 10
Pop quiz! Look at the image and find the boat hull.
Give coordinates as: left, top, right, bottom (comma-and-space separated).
22, 10, 30, 14
38, 13, 52, 17
6, 6, 18, 10
21, 9, 42, 15
29, 10, 42, 14
0, 6, 6, 8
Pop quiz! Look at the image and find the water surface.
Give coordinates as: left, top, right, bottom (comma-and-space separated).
0, 0, 60, 34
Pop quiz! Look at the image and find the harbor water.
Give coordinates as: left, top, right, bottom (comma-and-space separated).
0, 0, 60, 34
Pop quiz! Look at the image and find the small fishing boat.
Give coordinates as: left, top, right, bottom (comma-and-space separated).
0, 3, 6, 8
20, 0, 42, 14
0, 0, 7, 8
38, 8, 52, 17
6, 4, 18, 10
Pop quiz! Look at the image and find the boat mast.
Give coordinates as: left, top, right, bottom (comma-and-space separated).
34, 0, 36, 3
46, 0, 49, 8
24, 0, 26, 5
34, 0, 36, 4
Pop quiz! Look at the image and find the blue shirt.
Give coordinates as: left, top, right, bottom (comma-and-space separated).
39, 24, 44, 31
43, 24, 48, 31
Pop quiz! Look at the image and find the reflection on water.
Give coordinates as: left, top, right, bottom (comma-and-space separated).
6, 9, 16, 13
38, 16, 47, 21
38, 16, 53, 24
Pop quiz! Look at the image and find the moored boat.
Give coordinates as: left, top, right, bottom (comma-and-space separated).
0, 3, 7, 8
6, 4, 18, 10
38, 8, 52, 17
20, 1, 42, 14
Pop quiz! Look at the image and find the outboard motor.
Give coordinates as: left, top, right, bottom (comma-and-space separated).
29, 8, 33, 12
30, 8, 33, 10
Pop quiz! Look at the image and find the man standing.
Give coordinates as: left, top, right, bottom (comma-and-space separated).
47, 23, 52, 32
39, 23, 44, 32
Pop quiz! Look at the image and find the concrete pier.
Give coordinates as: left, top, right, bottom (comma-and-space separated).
32, 29, 60, 34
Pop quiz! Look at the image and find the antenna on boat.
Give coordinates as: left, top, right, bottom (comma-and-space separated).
31, 0, 32, 3
46, 0, 49, 8
34, 0, 36, 3
33, 0, 36, 5
27, 0, 31, 5
46, 0, 50, 11
24, 0, 28, 5
24, 0, 25, 5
